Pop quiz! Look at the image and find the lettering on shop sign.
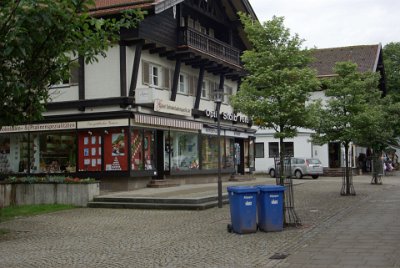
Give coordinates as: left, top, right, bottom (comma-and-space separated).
154, 99, 192, 117
0, 122, 76, 133
204, 109, 249, 124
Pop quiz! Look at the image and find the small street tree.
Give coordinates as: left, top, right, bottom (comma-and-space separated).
231, 14, 320, 184
311, 61, 381, 195
231, 14, 319, 225
0, 0, 144, 127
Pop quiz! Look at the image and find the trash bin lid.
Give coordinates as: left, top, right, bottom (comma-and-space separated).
257, 185, 285, 192
227, 186, 259, 194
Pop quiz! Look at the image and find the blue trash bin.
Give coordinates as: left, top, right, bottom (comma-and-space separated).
227, 186, 259, 234
257, 185, 285, 232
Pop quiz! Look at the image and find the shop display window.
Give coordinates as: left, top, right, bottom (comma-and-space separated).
169, 131, 199, 171
201, 135, 219, 169
0, 132, 76, 175
37, 132, 76, 173
104, 128, 128, 171
224, 138, 235, 169
249, 138, 255, 169
78, 131, 103, 171
131, 129, 155, 171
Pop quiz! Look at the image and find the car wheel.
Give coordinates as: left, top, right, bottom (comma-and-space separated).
312, 175, 319, 179
270, 169, 275, 178
295, 170, 303, 179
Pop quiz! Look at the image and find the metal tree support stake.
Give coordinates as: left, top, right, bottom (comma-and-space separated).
341, 157, 356, 195
370, 155, 383, 185
275, 157, 301, 226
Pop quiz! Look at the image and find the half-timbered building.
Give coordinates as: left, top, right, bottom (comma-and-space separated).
0, 0, 257, 191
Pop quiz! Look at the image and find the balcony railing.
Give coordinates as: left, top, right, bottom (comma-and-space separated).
180, 27, 241, 66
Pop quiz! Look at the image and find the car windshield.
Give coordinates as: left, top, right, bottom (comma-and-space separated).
307, 159, 321, 164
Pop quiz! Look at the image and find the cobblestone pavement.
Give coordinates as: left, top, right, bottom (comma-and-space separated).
1, 174, 399, 267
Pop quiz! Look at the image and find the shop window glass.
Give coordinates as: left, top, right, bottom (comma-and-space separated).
131, 129, 143, 170
143, 130, 155, 170
104, 128, 128, 171
38, 132, 76, 173
169, 131, 199, 171
244, 139, 249, 168
131, 129, 155, 171
164, 132, 170, 171
0, 134, 24, 174
255, 142, 264, 158
78, 131, 103, 171
201, 135, 219, 169
224, 138, 235, 169
269, 142, 279, 158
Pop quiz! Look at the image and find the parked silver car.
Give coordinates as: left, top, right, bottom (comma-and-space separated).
268, 157, 323, 179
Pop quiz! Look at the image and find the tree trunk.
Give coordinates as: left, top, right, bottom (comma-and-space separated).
344, 143, 350, 194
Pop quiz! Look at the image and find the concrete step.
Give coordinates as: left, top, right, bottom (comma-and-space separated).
88, 194, 230, 210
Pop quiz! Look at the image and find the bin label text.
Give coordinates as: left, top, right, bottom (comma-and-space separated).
245, 201, 253, 206
271, 199, 278, 205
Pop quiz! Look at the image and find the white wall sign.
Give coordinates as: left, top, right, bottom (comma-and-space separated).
77, 119, 129, 129
154, 99, 192, 117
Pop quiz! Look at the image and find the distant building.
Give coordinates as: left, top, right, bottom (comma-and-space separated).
254, 44, 386, 174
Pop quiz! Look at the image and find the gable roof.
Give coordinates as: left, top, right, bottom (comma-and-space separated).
310, 44, 382, 77
90, 0, 257, 18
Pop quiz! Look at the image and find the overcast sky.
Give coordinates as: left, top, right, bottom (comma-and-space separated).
248, 0, 400, 49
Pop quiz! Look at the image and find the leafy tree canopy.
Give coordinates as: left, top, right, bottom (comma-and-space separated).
231, 14, 320, 140
383, 42, 400, 95
0, 0, 144, 126
311, 61, 382, 148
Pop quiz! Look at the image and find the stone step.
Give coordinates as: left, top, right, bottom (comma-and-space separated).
87, 199, 229, 210
92, 195, 228, 205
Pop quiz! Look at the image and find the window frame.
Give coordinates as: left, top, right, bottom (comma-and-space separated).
255, 142, 264, 158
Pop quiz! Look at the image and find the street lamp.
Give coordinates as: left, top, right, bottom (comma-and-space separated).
214, 87, 223, 208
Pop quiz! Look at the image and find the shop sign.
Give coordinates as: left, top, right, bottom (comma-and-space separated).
154, 99, 192, 117
0, 122, 76, 133
225, 130, 249, 138
77, 119, 129, 129
204, 109, 249, 124
202, 127, 218, 135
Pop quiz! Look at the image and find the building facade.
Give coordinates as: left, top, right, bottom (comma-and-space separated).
0, 0, 257, 190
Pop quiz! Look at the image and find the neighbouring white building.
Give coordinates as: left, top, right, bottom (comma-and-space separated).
254, 44, 386, 175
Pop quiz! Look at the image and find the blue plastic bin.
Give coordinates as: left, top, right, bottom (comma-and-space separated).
227, 186, 259, 234
257, 185, 285, 232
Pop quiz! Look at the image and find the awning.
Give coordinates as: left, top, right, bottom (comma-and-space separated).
135, 114, 202, 130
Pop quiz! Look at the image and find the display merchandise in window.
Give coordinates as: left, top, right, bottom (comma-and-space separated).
131, 129, 155, 171
104, 128, 128, 171
38, 132, 76, 173
78, 131, 102, 171
224, 138, 235, 169
168, 131, 199, 171
201, 135, 219, 169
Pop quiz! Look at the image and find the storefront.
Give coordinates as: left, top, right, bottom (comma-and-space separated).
0, 113, 255, 182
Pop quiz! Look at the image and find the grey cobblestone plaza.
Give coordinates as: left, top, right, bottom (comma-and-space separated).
1, 174, 400, 267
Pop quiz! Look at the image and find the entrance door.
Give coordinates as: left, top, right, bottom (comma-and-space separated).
234, 139, 245, 175
328, 142, 341, 168
155, 130, 165, 180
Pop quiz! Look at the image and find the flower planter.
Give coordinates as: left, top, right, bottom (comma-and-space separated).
0, 182, 99, 208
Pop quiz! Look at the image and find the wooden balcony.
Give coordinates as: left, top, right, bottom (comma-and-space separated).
179, 27, 241, 67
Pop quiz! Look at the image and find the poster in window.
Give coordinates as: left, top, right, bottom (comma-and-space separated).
112, 133, 125, 156
84, 148, 89, 157
84, 137, 89, 145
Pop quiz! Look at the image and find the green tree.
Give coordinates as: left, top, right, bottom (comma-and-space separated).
0, 0, 144, 126
383, 42, 400, 95
231, 14, 320, 183
311, 62, 381, 194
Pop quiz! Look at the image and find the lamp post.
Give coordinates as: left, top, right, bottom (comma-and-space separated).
214, 88, 223, 208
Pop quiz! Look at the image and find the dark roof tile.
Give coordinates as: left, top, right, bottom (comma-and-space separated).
310, 44, 381, 77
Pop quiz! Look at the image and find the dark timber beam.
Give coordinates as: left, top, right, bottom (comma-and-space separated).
129, 40, 144, 97
194, 65, 205, 110
170, 58, 181, 101
120, 44, 127, 97
78, 56, 85, 111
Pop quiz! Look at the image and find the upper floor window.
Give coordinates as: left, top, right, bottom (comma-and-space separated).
142, 61, 170, 90
52, 60, 79, 87
201, 80, 209, 99
178, 74, 188, 94
224, 85, 232, 104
